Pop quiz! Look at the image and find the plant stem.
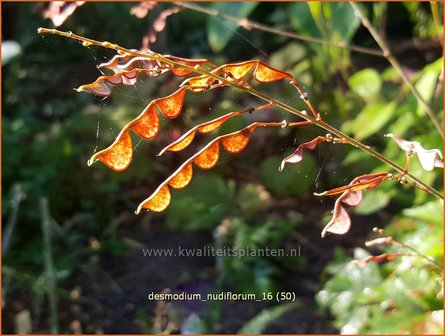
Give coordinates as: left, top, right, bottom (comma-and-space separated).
2, 184, 25, 254
174, 1, 385, 58
40, 197, 59, 334
350, 2, 444, 138
37, 28, 444, 200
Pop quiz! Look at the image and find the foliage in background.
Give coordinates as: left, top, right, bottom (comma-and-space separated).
2, 1, 443, 333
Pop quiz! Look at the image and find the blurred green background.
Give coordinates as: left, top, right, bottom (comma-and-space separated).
2, 2, 443, 334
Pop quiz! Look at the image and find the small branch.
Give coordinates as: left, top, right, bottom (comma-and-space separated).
37, 28, 443, 200
40, 198, 59, 334
174, 1, 385, 58
350, 2, 444, 138
2, 184, 25, 254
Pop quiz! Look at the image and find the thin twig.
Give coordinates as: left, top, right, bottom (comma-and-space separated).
350, 2, 444, 138
2, 184, 25, 254
37, 28, 444, 200
174, 1, 385, 58
40, 198, 59, 333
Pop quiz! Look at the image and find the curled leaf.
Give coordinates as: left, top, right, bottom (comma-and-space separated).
42, 1, 85, 27
164, 131, 197, 154
155, 86, 187, 119
318, 172, 390, 237
353, 253, 408, 267
385, 133, 444, 172
88, 128, 133, 171
76, 68, 164, 97
321, 198, 351, 237
279, 136, 327, 171
193, 141, 220, 169
129, 103, 160, 140
254, 62, 290, 83
130, 1, 157, 19
198, 112, 240, 133
137, 184, 171, 213
315, 172, 389, 196
140, 6, 182, 50
168, 163, 193, 189
221, 124, 257, 153
166, 56, 216, 77
159, 112, 242, 155
181, 75, 217, 91
222, 61, 256, 80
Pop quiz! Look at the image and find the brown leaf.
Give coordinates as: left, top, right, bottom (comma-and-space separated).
386, 133, 444, 172
141, 7, 181, 50
168, 163, 193, 189
165, 131, 197, 154
155, 87, 187, 119
222, 61, 256, 80
129, 103, 160, 140
130, 2, 157, 19
354, 253, 408, 267
159, 112, 241, 155
254, 62, 290, 83
88, 128, 133, 171
315, 172, 389, 196
193, 141, 220, 169
182, 75, 217, 91
321, 198, 351, 237
42, 1, 85, 27
167, 56, 215, 77
279, 136, 326, 171
198, 112, 240, 133
137, 185, 171, 213
221, 124, 257, 153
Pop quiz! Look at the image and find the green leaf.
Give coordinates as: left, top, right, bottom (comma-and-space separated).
348, 68, 382, 100
238, 303, 297, 334
329, 2, 361, 43
207, 2, 258, 52
354, 190, 391, 215
351, 101, 396, 140
415, 70, 440, 117
403, 200, 444, 226
288, 2, 321, 39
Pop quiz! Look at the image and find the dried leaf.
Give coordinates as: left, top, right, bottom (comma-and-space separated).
315, 172, 389, 196
141, 7, 181, 50
168, 163, 193, 189
182, 75, 217, 91
193, 141, 220, 169
164, 130, 197, 154
321, 198, 351, 237
354, 253, 408, 267
99, 54, 134, 71
76, 69, 161, 97
76, 76, 112, 96
198, 112, 240, 133
129, 103, 160, 140
340, 190, 362, 206
130, 2, 157, 19
156, 87, 187, 119
88, 128, 133, 171
254, 62, 290, 83
137, 185, 171, 213
158, 112, 241, 155
385, 133, 444, 172
42, 1, 85, 27
167, 56, 215, 77
279, 136, 326, 171
222, 61, 256, 79
221, 124, 257, 153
